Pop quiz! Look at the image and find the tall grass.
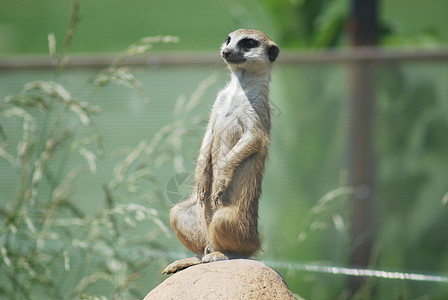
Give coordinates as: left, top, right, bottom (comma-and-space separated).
0, 1, 211, 299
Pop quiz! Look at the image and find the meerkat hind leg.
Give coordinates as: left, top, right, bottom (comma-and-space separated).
161, 256, 202, 275
170, 198, 209, 255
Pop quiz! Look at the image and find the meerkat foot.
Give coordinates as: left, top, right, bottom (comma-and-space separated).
202, 251, 229, 263
161, 256, 201, 275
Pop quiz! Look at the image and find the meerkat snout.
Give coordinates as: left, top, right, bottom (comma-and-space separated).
221, 48, 234, 60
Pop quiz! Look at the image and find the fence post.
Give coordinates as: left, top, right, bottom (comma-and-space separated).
347, 0, 378, 294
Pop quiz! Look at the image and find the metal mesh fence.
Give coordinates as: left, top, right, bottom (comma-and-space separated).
1, 50, 447, 298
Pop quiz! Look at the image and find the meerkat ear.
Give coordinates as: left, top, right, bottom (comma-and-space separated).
267, 44, 279, 62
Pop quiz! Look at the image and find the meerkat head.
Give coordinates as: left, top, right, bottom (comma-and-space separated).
221, 29, 279, 72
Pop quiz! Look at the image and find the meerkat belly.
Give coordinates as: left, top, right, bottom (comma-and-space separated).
211, 114, 243, 163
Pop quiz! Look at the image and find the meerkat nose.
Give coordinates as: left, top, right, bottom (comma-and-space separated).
222, 49, 231, 58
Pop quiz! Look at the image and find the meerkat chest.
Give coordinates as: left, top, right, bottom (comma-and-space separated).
214, 88, 254, 131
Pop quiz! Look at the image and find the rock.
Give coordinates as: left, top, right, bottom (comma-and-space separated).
144, 259, 298, 300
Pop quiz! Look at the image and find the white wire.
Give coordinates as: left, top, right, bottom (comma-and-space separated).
263, 260, 448, 283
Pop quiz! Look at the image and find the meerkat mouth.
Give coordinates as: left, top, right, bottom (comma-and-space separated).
224, 57, 247, 65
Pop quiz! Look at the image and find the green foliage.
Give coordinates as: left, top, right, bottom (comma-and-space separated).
257, 2, 448, 298
262, 0, 347, 48
261, 0, 445, 49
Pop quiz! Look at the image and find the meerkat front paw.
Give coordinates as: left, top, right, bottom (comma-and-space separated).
196, 185, 207, 206
211, 177, 229, 206
211, 190, 223, 206
195, 171, 211, 205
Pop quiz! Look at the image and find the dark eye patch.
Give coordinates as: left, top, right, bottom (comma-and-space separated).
238, 38, 259, 49
226, 36, 231, 45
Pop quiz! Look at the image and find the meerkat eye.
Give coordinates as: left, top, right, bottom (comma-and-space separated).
238, 38, 260, 49
226, 36, 231, 45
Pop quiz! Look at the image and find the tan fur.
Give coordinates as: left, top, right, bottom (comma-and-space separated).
162, 29, 279, 275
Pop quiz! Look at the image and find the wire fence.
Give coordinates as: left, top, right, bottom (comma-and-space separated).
1, 47, 448, 298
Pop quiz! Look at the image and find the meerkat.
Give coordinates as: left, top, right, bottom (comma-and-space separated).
162, 29, 279, 275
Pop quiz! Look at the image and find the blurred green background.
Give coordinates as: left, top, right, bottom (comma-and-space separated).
1, 0, 448, 54
1, 0, 448, 299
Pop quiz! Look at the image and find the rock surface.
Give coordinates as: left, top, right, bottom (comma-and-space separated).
144, 259, 298, 300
